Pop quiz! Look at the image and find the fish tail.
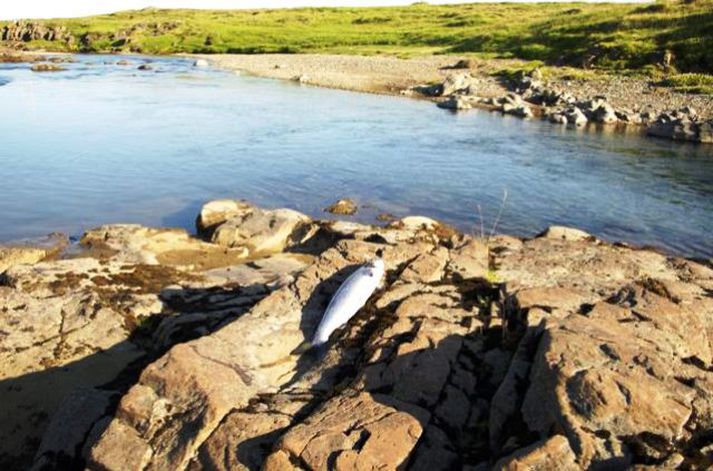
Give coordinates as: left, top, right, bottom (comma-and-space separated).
291, 340, 313, 355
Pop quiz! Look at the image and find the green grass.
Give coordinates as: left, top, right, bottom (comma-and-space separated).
1, 0, 712, 74
659, 73, 713, 94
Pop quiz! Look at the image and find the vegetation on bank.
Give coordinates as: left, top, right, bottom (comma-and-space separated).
659, 73, 713, 94
1, 0, 712, 75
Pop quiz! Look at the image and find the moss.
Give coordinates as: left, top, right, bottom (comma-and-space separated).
485, 270, 501, 284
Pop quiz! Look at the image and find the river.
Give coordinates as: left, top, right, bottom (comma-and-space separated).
1, 54, 711, 257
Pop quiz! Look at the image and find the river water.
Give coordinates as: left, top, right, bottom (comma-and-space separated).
1, 55, 711, 257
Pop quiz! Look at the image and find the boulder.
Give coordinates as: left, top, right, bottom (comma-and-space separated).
325, 198, 358, 215
564, 106, 588, 126
591, 102, 618, 124
438, 95, 474, 110
493, 435, 578, 470
521, 286, 712, 467
266, 392, 424, 470
447, 238, 489, 279
211, 207, 311, 255
507, 104, 533, 119
646, 108, 709, 143
539, 225, 593, 242
699, 121, 713, 144
195, 200, 312, 256
389, 215, 441, 231
616, 109, 643, 125
291, 74, 309, 83
499, 92, 533, 118
0, 236, 64, 272
441, 73, 475, 96
30, 63, 64, 72
548, 111, 568, 125
196, 199, 254, 237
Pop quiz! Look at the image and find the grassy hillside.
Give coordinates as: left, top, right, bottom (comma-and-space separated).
2, 0, 712, 74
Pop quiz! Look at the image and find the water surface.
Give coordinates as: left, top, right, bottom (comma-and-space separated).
1, 55, 712, 257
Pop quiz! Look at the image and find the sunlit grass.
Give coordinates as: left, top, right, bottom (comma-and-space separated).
2, 0, 711, 75
659, 73, 713, 95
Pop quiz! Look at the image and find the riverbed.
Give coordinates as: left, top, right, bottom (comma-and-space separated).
1, 54, 712, 257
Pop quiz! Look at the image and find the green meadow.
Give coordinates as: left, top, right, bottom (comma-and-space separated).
3, 0, 712, 74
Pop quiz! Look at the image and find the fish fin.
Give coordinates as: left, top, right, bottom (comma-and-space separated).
291, 340, 313, 355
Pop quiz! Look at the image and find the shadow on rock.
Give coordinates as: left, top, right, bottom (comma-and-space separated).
1, 282, 270, 471
280, 263, 363, 390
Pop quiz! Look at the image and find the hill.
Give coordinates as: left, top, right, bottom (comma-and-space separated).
1, 0, 712, 74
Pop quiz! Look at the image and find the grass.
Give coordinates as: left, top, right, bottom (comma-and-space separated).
1, 0, 712, 75
659, 73, 713, 94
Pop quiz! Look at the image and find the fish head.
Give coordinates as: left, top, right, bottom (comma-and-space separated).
366, 257, 385, 278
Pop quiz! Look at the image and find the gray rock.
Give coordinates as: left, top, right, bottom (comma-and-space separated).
442, 73, 475, 96
699, 121, 713, 143
438, 95, 474, 110
549, 112, 568, 124
564, 106, 588, 126
592, 102, 618, 124
647, 112, 701, 142
615, 109, 643, 125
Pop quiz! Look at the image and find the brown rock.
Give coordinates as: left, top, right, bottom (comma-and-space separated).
0, 232, 67, 273
493, 435, 578, 470
194, 411, 291, 470
269, 392, 424, 470
210, 206, 311, 255
30, 63, 64, 72
400, 246, 449, 283
325, 198, 358, 215
540, 225, 594, 241
521, 286, 711, 467
86, 421, 153, 471
376, 212, 396, 222
5, 203, 710, 471
0, 246, 47, 273
196, 200, 310, 256
448, 238, 489, 280
195, 199, 254, 237
87, 238, 428, 470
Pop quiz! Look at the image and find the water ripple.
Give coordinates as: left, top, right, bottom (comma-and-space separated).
0, 54, 711, 257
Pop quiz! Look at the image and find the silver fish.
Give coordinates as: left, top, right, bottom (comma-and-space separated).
311, 256, 385, 346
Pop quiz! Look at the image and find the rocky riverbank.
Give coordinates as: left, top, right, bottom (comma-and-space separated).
200, 54, 713, 144
3, 48, 711, 143
1, 200, 712, 470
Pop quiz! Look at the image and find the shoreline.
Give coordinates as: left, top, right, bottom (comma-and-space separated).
2, 200, 712, 469
195, 53, 713, 144
5, 48, 713, 142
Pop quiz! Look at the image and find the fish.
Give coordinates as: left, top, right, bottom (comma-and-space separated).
311, 253, 385, 347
